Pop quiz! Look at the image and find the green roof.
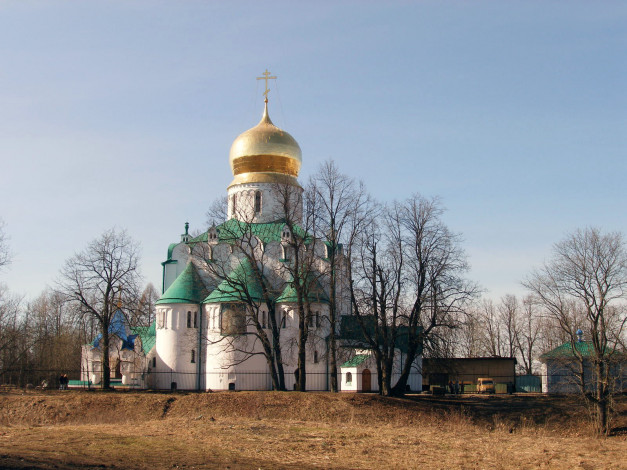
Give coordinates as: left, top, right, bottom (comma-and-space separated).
341, 354, 369, 367
338, 315, 421, 355
166, 243, 178, 260
156, 262, 210, 305
130, 323, 156, 354
203, 259, 266, 304
186, 219, 309, 246
540, 341, 596, 361
276, 276, 330, 304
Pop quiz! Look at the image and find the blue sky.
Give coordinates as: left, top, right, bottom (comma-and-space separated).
0, 1, 625, 301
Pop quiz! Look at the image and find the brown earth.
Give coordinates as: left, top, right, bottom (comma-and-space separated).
0, 390, 625, 469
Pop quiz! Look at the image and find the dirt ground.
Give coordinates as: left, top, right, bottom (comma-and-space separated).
0, 390, 625, 469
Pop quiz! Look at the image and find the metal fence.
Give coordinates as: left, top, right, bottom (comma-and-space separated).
2, 369, 624, 394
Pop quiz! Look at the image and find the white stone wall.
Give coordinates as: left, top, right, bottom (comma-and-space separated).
155, 303, 202, 390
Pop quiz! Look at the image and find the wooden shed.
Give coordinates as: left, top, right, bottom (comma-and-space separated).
422, 357, 517, 393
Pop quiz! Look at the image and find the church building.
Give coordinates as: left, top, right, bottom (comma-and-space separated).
81, 75, 422, 392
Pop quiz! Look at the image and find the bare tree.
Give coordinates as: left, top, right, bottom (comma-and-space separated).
275, 181, 322, 392
196, 196, 288, 391
349, 195, 477, 396
498, 294, 519, 358
349, 200, 402, 396
58, 229, 141, 389
0, 219, 11, 269
134, 283, 160, 327
0, 285, 26, 382
524, 228, 627, 435
309, 160, 369, 392
515, 295, 542, 375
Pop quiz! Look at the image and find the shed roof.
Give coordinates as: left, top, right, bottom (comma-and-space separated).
341, 354, 370, 368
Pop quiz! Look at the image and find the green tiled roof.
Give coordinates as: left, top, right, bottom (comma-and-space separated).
276, 276, 330, 304
131, 323, 156, 354
204, 259, 266, 303
156, 262, 210, 305
540, 341, 596, 360
341, 354, 369, 367
186, 219, 309, 246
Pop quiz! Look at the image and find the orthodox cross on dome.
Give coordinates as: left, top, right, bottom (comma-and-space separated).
256, 69, 277, 102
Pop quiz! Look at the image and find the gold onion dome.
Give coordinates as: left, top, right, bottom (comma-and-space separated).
229, 101, 302, 187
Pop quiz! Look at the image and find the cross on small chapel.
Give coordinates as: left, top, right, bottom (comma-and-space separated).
256, 69, 277, 102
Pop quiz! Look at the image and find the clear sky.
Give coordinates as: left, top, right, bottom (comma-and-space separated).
0, 1, 625, 301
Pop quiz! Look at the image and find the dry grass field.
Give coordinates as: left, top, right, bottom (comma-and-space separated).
0, 390, 625, 469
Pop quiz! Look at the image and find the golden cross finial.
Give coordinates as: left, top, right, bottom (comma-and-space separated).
256, 69, 277, 102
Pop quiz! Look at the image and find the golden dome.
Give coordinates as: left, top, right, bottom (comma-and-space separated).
229, 101, 302, 187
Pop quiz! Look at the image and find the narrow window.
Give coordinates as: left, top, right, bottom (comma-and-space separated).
262, 311, 266, 329
314, 350, 319, 364
152, 357, 156, 368
187, 311, 192, 328
346, 372, 352, 385
308, 313, 314, 328
254, 190, 262, 213
281, 311, 287, 329
232, 194, 237, 214
194, 311, 198, 328
191, 349, 196, 363
315, 311, 320, 328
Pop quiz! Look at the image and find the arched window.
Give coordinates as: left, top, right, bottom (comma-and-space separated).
314, 350, 319, 364
315, 311, 321, 328
281, 311, 287, 329
254, 190, 262, 213
191, 349, 196, 364
152, 357, 156, 368
232, 194, 237, 215
194, 311, 198, 328
346, 372, 352, 385
187, 311, 192, 328
262, 311, 266, 329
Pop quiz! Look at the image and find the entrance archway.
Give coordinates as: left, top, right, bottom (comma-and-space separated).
361, 369, 371, 392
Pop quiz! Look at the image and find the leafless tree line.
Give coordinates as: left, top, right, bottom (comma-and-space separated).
0, 223, 159, 387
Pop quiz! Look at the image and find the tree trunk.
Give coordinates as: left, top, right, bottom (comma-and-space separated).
596, 361, 609, 435
268, 307, 286, 391
101, 324, 110, 390
296, 301, 307, 392
329, 258, 338, 392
